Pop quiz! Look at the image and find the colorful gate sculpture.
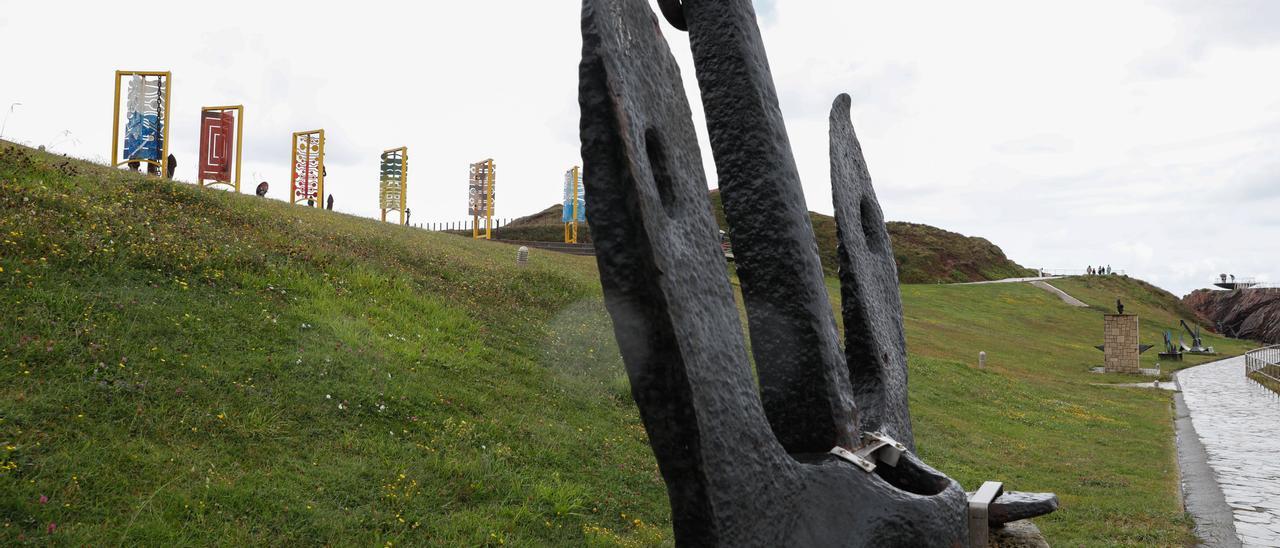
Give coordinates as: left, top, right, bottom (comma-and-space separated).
111, 70, 171, 175
380, 147, 408, 224
291, 129, 325, 207
562, 166, 585, 243
198, 105, 244, 191
468, 159, 496, 239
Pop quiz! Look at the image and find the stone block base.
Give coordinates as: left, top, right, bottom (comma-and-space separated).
991, 520, 1050, 547
1103, 314, 1140, 373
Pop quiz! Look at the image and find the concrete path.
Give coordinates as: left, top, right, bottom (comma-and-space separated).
1093, 381, 1178, 390
955, 276, 1091, 308
1028, 281, 1089, 307
1177, 356, 1280, 547
956, 276, 1062, 285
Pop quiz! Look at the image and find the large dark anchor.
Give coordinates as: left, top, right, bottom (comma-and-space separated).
579, 0, 1052, 545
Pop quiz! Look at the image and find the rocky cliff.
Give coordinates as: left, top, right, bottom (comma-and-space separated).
1184, 288, 1280, 344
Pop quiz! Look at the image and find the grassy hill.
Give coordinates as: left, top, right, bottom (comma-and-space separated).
503, 191, 1036, 283
1052, 275, 1242, 372
0, 141, 1253, 545
0, 143, 665, 545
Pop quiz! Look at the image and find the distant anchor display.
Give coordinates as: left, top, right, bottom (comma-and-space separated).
1180, 319, 1216, 355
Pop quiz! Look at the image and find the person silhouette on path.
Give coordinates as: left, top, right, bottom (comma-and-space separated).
166, 153, 177, 179
1116, 299, 1124, 315
326, 194, 334, 211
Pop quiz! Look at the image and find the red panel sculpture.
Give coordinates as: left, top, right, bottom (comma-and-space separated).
199, 111, 234, 183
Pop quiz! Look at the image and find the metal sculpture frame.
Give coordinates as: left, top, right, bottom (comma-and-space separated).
198, 105, 244, 192
563, 166, 584, 243
291, 129, 326, 207
380, 146, 409, 224
468, 159, 495, 239
111, 70, 172, 175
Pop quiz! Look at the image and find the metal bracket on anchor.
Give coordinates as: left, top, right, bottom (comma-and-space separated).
968, 481, 1004, 548
829, 431, 908, 473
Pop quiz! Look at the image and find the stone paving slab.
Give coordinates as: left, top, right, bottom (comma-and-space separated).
1178, 356, 1280, 547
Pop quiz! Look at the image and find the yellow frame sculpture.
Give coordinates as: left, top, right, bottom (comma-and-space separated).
111, 70, 172, 175
469, 159, 496, 240
380, 146, 409, 224
291, 129, 326, 207
564, 166, 582, 243
198, 105, 245, 192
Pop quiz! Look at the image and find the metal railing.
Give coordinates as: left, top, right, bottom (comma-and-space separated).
423, 218, 512, 231
1245, 345, 1280, 385
1037, 268, 1127, 277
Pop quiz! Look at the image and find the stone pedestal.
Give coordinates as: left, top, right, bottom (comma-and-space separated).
1104, 314, 1140, 373
990, 520, 1050, 547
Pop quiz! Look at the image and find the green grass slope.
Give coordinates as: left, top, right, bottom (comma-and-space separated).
0, 142, 1254, 545
1052, 275, 1249, 373
505, 192, 1036, 283
843, 278, 1250, 545
0, 143, 663, 546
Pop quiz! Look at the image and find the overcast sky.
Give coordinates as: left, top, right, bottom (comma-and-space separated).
1, 0, 1276, 296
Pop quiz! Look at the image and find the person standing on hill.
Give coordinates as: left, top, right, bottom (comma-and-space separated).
405, 208, 411, 226
1116, 299, 1124, 314
326, 194, 334, 211
165, 153, 177, 179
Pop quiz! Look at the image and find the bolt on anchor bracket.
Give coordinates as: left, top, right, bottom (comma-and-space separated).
829, 431, 908, 473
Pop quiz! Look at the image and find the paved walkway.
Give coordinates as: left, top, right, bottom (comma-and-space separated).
956, 276, 1061, 285
954, 276, 1090, 308
1178, 356, 1280, 547
1028, 281, 1088, 307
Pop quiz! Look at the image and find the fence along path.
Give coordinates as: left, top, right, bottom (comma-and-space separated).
1245, 345, 1280, 385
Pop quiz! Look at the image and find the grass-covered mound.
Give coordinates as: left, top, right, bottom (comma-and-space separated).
857, 277, 1250, 545
504, 191, 1036, 283
0, 141, 1254, 545
0, 143, 662, 545
1052, 275, 1246, 374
